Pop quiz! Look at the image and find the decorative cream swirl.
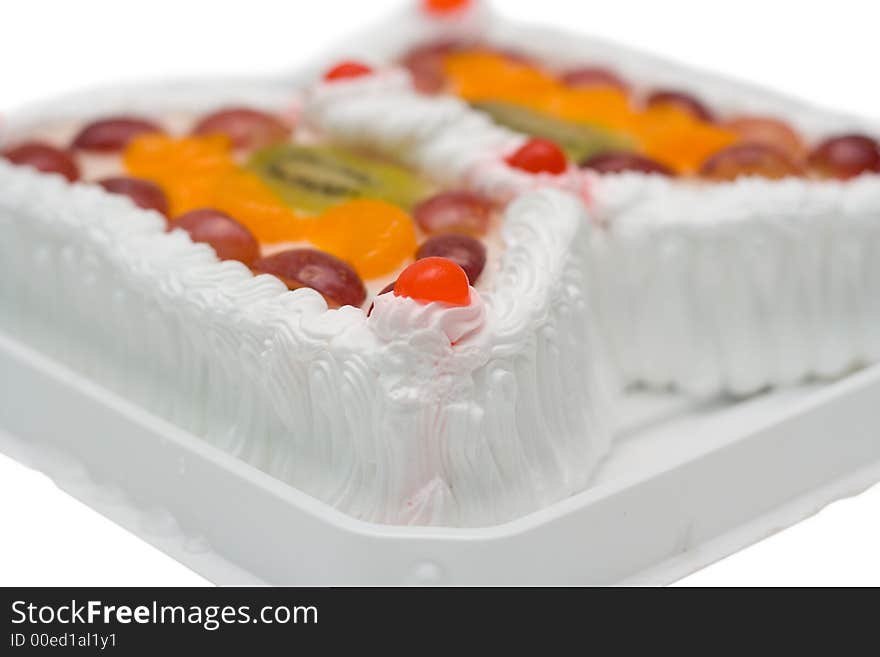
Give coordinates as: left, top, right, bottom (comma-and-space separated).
0, 75, 613, 528
369, 288, 486, 345
302, 69, 590, 203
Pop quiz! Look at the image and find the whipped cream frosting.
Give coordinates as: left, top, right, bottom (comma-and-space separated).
370, 288, 487, 344
337, 4, 880, 395
0, 72, 610, 528
303, 71, 589, 205
366, 291, 490, 524
585, 173, 880, 395
7, 4, 876, 531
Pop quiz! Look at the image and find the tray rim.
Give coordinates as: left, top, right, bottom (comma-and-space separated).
3, 329, 880, 585
4, 328, 878, 542
4, 4, 880, 583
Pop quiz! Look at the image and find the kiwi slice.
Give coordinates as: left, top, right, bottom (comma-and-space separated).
248, 144, 432, 215
471, 100, 635, 162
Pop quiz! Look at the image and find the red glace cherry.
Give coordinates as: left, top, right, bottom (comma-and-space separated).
422, 0, 471, 16
394, 257, 470, 306
506, 138, 568, 175
324, 61, 374, 82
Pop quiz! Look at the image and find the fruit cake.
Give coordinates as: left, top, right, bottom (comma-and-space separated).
0, 74, 612, 527
337, 0, 880, 395
4, 0, 879, 529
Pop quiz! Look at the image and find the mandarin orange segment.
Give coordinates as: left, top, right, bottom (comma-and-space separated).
534, 87, 634, 132
163, 174, 222, 217
443, 51, 557, 104
308, 199, 417, 280
444, 52, 633, 131
123, 134, 235, 215
211, 169, 307, 243
635, 106, 738, 173
124, 134, 305, 242
124, 134, 233, 178
440, 50, 741, 175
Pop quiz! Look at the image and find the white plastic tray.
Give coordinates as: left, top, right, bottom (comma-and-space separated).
4, 4, 880, 584
3, 327, 879, 585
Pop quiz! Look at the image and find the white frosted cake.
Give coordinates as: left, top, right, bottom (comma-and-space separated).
338, 0, 880, 396
2, 0, 880, 530
0, 74, 611, 527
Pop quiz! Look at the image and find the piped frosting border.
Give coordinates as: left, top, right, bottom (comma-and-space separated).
332, 0, 880, 395
0, 76, 612, 527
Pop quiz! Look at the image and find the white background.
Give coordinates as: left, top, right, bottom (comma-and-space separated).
1, 0, 879, 586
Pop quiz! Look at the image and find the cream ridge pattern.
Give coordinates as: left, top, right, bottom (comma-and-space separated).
0, 73, 612, 528
2, 0, 880, 529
